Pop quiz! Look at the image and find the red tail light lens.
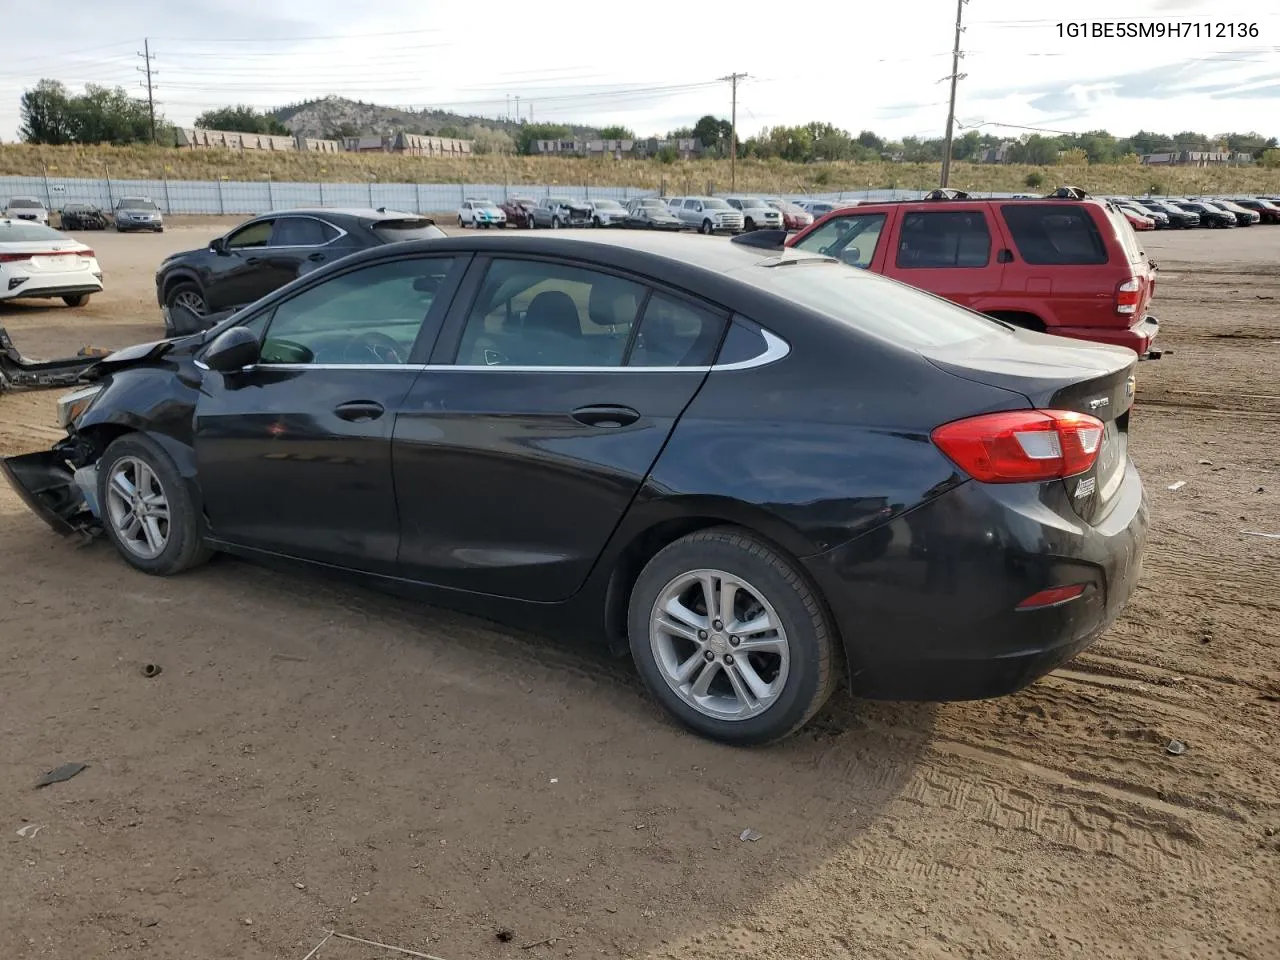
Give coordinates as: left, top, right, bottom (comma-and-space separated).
1116, 277, 1142, 315
79, 248, 94, 258
1016, 584, 1086, 610
0, 252, 32, 263
931, 410, 1105, 483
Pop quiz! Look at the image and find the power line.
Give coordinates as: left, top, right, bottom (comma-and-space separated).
940, 0, 968, 187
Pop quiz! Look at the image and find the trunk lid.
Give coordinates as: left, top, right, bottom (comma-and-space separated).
926, 330, 1137, 524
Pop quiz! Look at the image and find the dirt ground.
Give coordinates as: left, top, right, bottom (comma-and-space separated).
1, 220, 1277, 960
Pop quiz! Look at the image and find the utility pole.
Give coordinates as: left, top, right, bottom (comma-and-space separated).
717, 72, 747, 190
137, 38, 157, 143
514, 95, 521, 122
939, 0, 967, 187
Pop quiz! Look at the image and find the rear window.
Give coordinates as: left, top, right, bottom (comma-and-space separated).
1103, 205, 1146, 263
372, 219, 445, 243
0, 221, 63, 242
756, 261, 1006, 348
7, 198, 42, 209
1000, 204, 1108, 266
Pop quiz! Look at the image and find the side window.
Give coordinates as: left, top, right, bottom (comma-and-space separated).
629, 293, 726, 368
715, 319, 770, 366
896, 211, 991, 269
1000, 205, 1108, 265
727, 199, 742, 210
792, 213, 887, 268
225, 220, 273, 249
270, 217, 338, 247
455, 259, 644, 368
259, 257, 457, 365
684, 199, 698, 210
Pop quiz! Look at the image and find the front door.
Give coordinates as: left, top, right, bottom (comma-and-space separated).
887, 207, 1003, 309
392, 255, 728, 601
203, 217, 290, 311
194, 254, 465, 571
788, 209, 896, 270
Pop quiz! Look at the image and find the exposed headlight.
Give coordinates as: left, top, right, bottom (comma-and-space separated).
57, 384, 103, 429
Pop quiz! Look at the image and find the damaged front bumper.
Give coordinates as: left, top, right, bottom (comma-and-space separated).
1, 447, 101, 537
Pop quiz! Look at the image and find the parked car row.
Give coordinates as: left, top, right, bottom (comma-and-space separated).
1106, 195, 1279, 229
459, 195, 817, 234
2, 196, 165, 232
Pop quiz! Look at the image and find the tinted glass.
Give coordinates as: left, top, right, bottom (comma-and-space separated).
7, 198, 41, 209
684, 200, 699, 210
704, 199, 730, 210
455, 258, 644, 367
226, 220, 273, 249
270, 217, 338, 246
628, 293, 725, 367
896, 211, 991, 268
371, 219, 445, 243
119, 198, 158, 210
751, 261, 1004, 348
259, 257, 456, 365
716, 320, 769, 365
1000, 205, 1108, 265
793, 213, 887, 268
0, 221, 63, 242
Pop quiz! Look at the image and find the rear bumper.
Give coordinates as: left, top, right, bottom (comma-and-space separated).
802, 463, 1148, 701
1054, 315, 1159, 358
0, 280, 103, 301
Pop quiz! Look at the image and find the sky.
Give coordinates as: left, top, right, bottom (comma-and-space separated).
2, 0, 1278, 145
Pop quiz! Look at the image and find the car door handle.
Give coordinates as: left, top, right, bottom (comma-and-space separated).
245, 256, 262, 265
307, 252, 327, 262
571, 404, 640, 428
333, 401, 385, 422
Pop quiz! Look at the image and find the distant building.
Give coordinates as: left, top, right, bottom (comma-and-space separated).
978, 142, 1014, 164
1140, 150, 1252, 167
342, 133, 474, 156
531, 137, 699, 159
175, 127, 340, 153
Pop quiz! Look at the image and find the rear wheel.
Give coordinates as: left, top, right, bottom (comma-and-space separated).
62, 294, 89, 307
98, 434, 212, 576
628, 527, 839, 745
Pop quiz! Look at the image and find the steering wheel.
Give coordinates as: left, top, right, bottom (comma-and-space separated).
343, 331, 404, 365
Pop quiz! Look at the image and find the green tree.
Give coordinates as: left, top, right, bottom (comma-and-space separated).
195, 105, 289, 135
692, 114, 732, 150
856, 130, 885, 152
514, 122, 571, 155
1260, 148, 1280, 169
598, 125, 635, 140
324, 122, 361, 140
1024, 171, 1045, 188
19, 79, 75, 144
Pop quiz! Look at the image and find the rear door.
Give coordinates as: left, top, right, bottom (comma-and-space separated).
391, 254, 729, 601
887, 207, 1002, 309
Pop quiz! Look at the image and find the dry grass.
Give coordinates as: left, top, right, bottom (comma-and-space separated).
3, 143, 1279, 196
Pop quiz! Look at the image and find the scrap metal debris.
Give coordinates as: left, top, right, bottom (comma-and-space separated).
739, 828, 763, 842
140, 663, 162, 678
35, 762, 87, 788
1165, 739, 1188, 756
328, 930, 449, 959
1241, 531, 1280, 540
1167, 481, 1187, 492
15, 824, 44, 838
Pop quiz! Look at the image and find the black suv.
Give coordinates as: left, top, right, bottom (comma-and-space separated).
156, 208, 443, 334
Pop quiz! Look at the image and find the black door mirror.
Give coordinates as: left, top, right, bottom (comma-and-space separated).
202, 326, 260, 372
210, 237, 228, 255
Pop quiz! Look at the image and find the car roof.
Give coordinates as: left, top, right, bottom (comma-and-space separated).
257, 207, 423, 221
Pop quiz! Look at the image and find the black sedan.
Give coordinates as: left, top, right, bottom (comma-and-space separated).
1174, 200, 1236, 228
3, 232, 1147, 745
59, 203, 110, 230
623, 198, 684, 231
155, 207, 443, 334
1135, 199, 1199, 229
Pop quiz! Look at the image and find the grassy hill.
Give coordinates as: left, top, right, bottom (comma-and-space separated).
3, 143, 1278, 197
271, 96, 598, 141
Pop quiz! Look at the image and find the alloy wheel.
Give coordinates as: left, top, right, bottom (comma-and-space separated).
649, 568, 791, 721
171, 289, 206, 315
105, 456, 171, 560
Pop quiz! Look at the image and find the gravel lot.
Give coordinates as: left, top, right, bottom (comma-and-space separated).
1, 219, 1277, 960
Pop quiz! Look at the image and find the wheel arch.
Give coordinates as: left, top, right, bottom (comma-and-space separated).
160, 269, 202, 304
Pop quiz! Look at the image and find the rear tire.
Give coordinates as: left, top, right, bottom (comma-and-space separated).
627, 527, 839, 745
97, 434, 213, 577
62, 294, 89, 307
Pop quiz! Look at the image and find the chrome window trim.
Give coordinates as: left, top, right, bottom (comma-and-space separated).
240, 330, 790, 374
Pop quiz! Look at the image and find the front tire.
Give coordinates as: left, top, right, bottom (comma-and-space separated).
700, 218, 713, 235
552, 216, 561, 229
628, 527, 839, 745
97, 434, 213, 576
165, 281, 207, 318
62, 294, 90, 307
744, 217, 756, 232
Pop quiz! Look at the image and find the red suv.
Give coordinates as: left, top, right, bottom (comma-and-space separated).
782, 192, 1160, 356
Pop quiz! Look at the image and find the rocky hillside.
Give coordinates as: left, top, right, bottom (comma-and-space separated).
272, 96, 599, 141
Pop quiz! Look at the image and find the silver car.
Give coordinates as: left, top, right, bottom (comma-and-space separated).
723, 196, 783, 232
114, 197, 164, 233
676, 196, 744, 235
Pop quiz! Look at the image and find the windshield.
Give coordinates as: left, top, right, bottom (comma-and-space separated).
371, 219, 446, 242
548, 198, 572, 205
637, 199, 665, 208
7, 198, 41, 209
0, 221, 66, 242
758, 260, 1005, 349
593, 200, 623, 210
703, 199, 731, 210
477, 203, 501, 211
120, 199, 159, 211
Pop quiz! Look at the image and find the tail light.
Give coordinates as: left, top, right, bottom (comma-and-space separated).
1116, 277, 1142, 315
931, 409, 1105, 483
79, 249, 94, 258
0, 253, 32, 263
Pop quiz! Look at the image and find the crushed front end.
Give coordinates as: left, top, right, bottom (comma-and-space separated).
2, 438, 102, 537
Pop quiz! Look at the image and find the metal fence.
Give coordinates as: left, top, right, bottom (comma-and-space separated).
0, 173, 974, 217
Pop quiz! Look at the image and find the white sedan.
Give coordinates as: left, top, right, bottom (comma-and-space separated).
0, 218, 103, 307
